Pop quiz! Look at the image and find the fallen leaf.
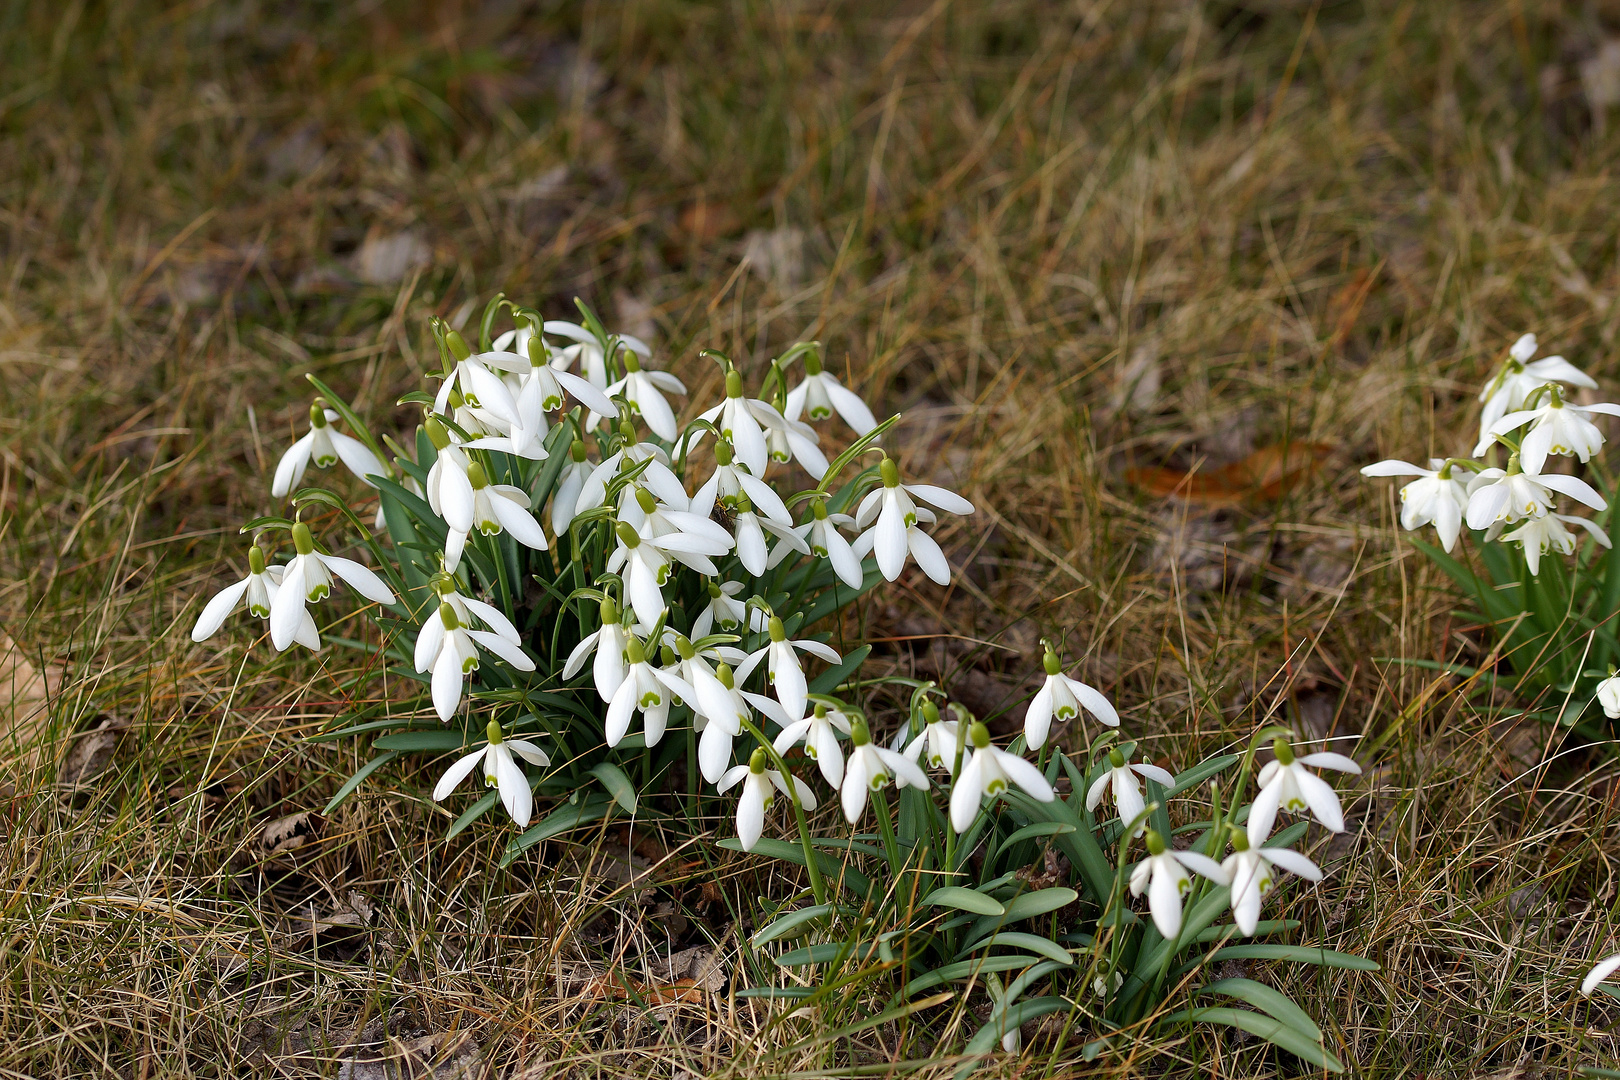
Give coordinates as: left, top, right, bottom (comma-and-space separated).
0, 630, 61, 786
1126, 442, 1332, 506
1324, 263, 1382, 351
581, 947, 726, 1005
260, 811, 324, 860
353, 228, 431, 285
677, 198, 740, 243
58, 715, 129, 788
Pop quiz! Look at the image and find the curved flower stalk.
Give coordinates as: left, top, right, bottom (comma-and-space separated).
433, 719, 551, 828
192, 545, 287, 643
786, 349, 878, 435
1085, 745, 1175, 836
1247, 739, 1362, 844
1220, 830, 1323, 936
272, 403, 387, 498
1129, 828, 1228, 940
719, 747, 817, 852
415, 599, 536, 722
840, 717, 930, 824
774, 701, 855, 787
1359, 458, 1473, 553
902, 700, 962, 774
852, 457, 974, 585
948, 721, 1055, 832
1026, 643, 1118, 749
269, 523, 396, 651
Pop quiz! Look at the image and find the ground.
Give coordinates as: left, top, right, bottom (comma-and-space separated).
5, 0, 1620, 1075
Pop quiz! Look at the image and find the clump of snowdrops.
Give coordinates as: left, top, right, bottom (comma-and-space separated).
1361, 332, 1620, 1006
192, 296, 1370, 1067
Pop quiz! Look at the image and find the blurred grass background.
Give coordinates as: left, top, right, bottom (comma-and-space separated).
7, 0, 1620, 1074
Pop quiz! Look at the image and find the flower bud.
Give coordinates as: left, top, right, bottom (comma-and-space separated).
599, 597, 619, 625
880, 457, 900, 488
811, 498, 829, 520
625, 637, 646, 665
570, 439, 588, 463
768, 616, 787, 643
706, 581, 723, 599
735, 491, 754, 514
1272, 737, 1295, 766
248, 545, 268, 575
432, 573, 456, 597
309, 402, 328, 428
635, 487, 657, 514
466, 461, 490, 489
486, 718, 504, 746
1043, 649, 1062, 677
814, 702, 828, 718
424, 418, 451, 450
1144, 828, 1166, 856
749, 747, 769, 774
526, 335, 547, 366
804, 350, 823, 375
969, 721, 991, 749
622, 345, 641, 372
716, 662, 735, 690
713, 439, 734, 467
674, 634, 696, 660
660, 644, 677, 666
850, 717, 872, 746
725, 369, 743, 399
1228, 827, 1250, 852
438, 601, 460, 629
1107, 747, 1126, 769
446, 330, 471, 361
291, 522, 316, 556
614, 521, 640, 547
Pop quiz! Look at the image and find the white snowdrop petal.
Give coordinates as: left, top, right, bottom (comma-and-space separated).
271, 435, 315, 498
432, 749, 486, 801
191, 579, 249, 642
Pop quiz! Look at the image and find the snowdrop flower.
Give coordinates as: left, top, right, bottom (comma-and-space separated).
1476, 333, 1598, 451
1247, 739, 1362, 845
423, 418, 476, 537
1221, 830, 1322, 936
774, 701, 853, 787
690, 439, 794, 526
562, 598, 632, 703
268, 523, 396, 651
433, 332, 520, 436
1026, 644, 1119, 750
191, 544, 297, 643
542, 320, 653, 395
601, 348, 686, 441
806, 500, 864, 589
786, 350, 878, 435
765, 409, 829, 479
432, 719, 551, 828
1129, 828, 1229, 940
551, 440, 595, 535
693, 369, 789, 475
1465, 453, 1606, 530
1359, 458, 1473, 553
902, 700, 963, 775
444, 461, 549, 572
1085, 746, 1175, 836
606, 521, 728, 629
695, 661, 790, 783
606, 635, 695, 747
840, 717, 930, 824
852, 458, 974, 585
490, 326, 616, 414
949, 721, 1056, 832
719, 747, 817, 852
1499, 511, 1610, 575
415, 599, 536, 722
1483, 386, 1620, 474
691, 580, 749, 639
427, 572, 522, 646
575, 430, 688, 516
623, 486, 735, 567
271, 403, 387, 498
736, 616, 841, 722
731, 492, 810, 575
1598, 673, 1620, 720
1583, 954, 1620, 995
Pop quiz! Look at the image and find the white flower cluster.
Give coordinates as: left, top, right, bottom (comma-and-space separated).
1362, 333, 1615, 573
190, 312, 978, 830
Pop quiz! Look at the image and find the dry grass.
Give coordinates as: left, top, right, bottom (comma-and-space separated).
8, 0, 1620, 1074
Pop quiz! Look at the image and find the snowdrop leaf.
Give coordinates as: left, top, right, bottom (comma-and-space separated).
1162, 1006, 1343, 1073
447, 790, 499, 838
588, 762, 638, 814
957, 931, 1073, 964
323, 751, 399, 814
1207, 944, 1379, 971
501, 794, 616, 865
373, 730, 467, 751
806, 644, 872, 695
922, 887, 1004, 916
717, 837, 875, 899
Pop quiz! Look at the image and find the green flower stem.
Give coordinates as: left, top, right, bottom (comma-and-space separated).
736, 714, 827, 907
870, 786, 905, 880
